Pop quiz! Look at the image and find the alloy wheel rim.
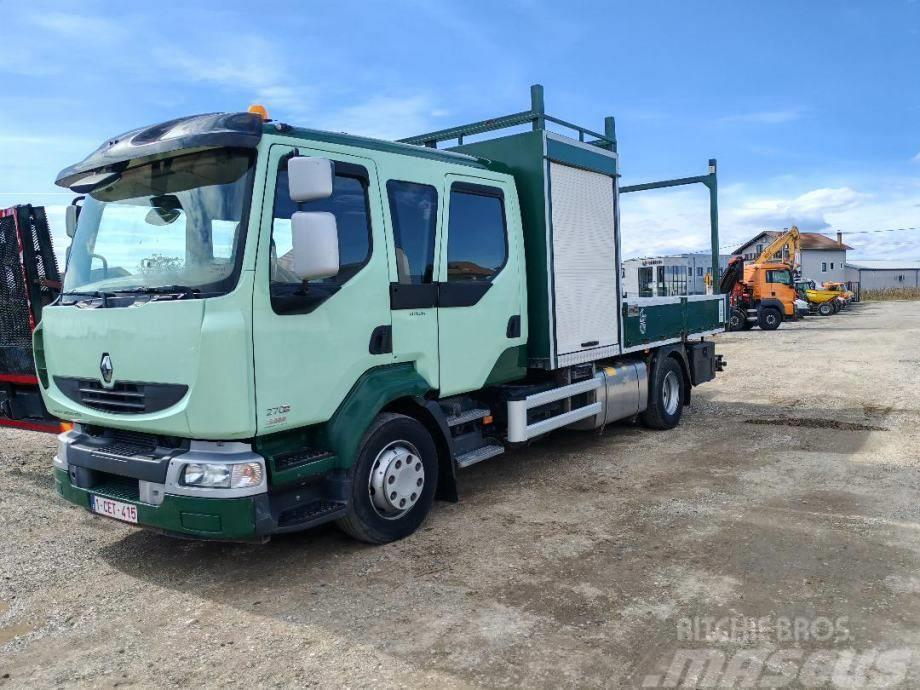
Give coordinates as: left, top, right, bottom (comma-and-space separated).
368, 440, 425, 520
662, 370, 680, 416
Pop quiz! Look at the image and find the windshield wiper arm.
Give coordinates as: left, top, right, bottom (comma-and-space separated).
60, 290, 115, 305
110, 285, 202, 298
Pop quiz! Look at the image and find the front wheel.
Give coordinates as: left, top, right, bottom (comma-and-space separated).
641, 356, 685, 430
336, 413, 438, 544
758, 307, 782, 330
818, 301, 833, 316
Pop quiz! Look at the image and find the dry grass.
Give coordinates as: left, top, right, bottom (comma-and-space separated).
861, 287, 920, 301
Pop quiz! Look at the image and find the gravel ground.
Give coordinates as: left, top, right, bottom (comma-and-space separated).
2, 300, 919, 688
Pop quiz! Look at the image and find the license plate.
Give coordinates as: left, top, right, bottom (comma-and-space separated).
91, 495, 138, 524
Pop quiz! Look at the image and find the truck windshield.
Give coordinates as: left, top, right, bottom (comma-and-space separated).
63, 148, 255, 297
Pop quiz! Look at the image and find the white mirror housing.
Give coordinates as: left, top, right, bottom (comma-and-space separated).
288, 156, 334, 203
65, 204, 79, 238
291, 211, 339, 281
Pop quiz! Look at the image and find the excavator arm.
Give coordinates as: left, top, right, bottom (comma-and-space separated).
755, 225, 800, 268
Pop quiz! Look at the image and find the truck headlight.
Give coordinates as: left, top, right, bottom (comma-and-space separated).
181, 462, 264, 489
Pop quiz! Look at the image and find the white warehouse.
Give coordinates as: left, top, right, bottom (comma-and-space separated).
845, 260, 920, 290
622, 253, 731, 297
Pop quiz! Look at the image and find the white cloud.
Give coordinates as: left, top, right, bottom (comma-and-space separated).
318, 95, 445, 141
621, 181, 920, 262
730, 187, 870, 231
26, 11, 120, 37
912, 151, 920, 163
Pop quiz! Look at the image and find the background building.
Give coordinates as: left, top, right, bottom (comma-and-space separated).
845, 260, 920, 290
732, 231, 852, 284
622, 253, 731, 297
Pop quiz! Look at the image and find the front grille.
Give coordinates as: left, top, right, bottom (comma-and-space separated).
91, 472, 140, 502
78, 380, 145, 413
55, 377, 188, 415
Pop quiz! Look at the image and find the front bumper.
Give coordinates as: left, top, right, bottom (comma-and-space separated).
54, 467, 268, 539
53, 428, 348, 541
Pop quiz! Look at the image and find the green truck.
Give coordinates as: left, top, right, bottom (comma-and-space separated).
43, 85, 725, 543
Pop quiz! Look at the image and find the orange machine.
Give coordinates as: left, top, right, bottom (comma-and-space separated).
722, 227, 800, 331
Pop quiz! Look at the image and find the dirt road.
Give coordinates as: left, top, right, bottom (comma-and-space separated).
2, 301, 919, 688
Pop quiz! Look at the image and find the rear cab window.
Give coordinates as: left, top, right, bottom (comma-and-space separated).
446, 182, 508, 283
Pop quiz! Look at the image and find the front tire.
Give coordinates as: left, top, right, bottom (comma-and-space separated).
641, 356, 685, 430
818, 301, 833, 316
758, 307, 782, 330
336, 413, 438, 544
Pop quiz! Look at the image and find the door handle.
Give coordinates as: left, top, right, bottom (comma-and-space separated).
506, 315, 521, 338
369, 325, 392, 355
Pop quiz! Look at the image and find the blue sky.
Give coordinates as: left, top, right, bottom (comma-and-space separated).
1, 0, 919, 261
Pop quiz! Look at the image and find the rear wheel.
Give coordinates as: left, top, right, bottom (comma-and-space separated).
641, 356, 684, 430
818, 301, 833, 316
336, 413, 438, 544
758, 307, 782, 330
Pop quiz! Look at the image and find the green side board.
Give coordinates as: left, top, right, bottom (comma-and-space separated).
623, 298, 724, 349
254, 363, 431, 485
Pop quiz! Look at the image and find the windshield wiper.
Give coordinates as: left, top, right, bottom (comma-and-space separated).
110, 285, 202, 299
60, 290, 115, 305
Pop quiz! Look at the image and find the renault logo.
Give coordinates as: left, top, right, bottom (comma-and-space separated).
100, 353, 114, 384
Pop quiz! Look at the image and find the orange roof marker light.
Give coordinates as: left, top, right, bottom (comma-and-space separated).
248, 104, 269, 120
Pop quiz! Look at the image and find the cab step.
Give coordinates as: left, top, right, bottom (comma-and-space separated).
446, 407, 491, 427
456, 444, 505, 469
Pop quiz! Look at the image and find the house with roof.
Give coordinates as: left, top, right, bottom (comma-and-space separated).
732, 230, 852, 284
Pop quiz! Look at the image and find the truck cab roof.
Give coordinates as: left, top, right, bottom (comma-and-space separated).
55, 111, 489, 189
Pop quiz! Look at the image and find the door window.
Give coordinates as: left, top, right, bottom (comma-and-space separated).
270, 159, 372, 313
446, 184, 507, 282
766, 269, 792, 285
386, 181, 438, 284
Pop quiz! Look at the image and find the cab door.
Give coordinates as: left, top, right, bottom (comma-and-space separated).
384, 180, 441, 389
765, 267, 796, 318
436, 175, 525, 397
251, 144, 391, 433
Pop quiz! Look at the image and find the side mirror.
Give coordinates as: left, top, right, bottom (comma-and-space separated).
65, 203, 81, 238
291, 212, 339, 281
288, 156, 333, 203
